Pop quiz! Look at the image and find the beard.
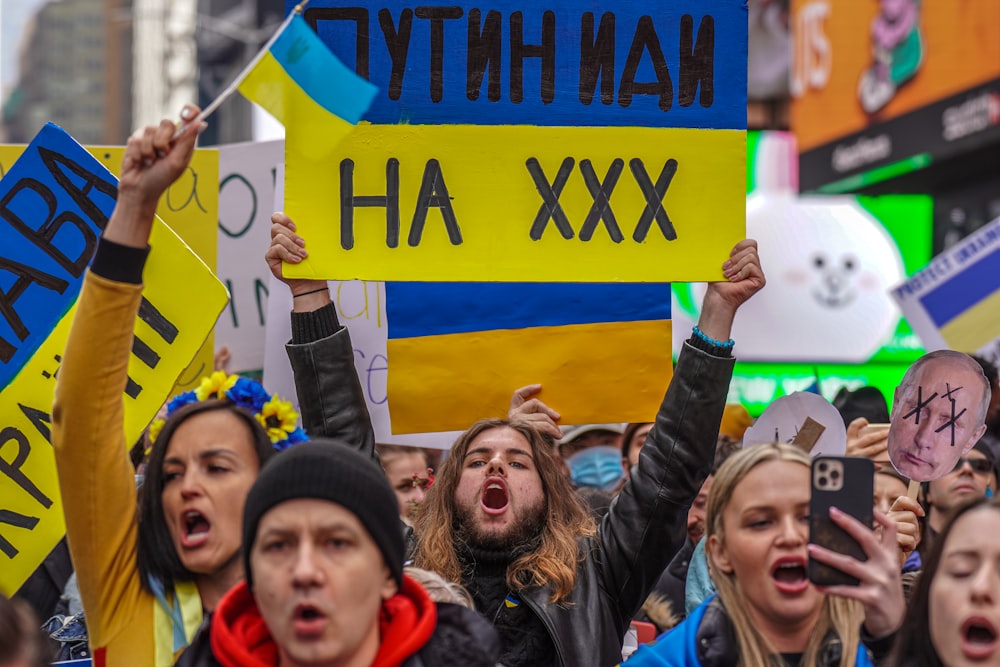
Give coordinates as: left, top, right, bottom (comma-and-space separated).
453, 497, 547, 552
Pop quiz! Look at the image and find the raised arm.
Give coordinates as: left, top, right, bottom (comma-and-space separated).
266, 213, 376, 461
52, 107, 203, 648
600, 240, 765, 625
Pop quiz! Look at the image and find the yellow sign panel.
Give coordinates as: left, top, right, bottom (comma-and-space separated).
0, 136, 227, 594
283, 125, 745, 282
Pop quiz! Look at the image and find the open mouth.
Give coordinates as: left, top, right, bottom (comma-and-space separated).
771, 558, 809, 594
181, 510, 211, 548
293, 604, 328, 637
962, 617, 999, 659
481, 478, 510, 514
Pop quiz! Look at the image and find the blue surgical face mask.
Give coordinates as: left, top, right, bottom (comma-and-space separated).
567, 446, 625, 491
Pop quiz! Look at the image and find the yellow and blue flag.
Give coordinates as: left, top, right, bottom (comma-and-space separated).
384, 283, 673, 434
237, 11, 377, 158
919, 246, 1000, 351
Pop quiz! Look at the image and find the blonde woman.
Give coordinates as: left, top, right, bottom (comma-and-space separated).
625, 444, 905, 666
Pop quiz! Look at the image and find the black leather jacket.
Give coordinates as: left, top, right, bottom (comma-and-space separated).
287, 305, 734, 667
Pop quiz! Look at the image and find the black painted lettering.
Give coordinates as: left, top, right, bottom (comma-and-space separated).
678, 14, 714, 108
0, 510, 40, 559
415, 7, 464, 102
527, 158, 575, 241
304, 7, 370, 79
132, 335, 161, 370
166, 167, 208, 213
580, 12, 616, 105
510, 11, 555, 104
125, 376, 143, 400
0, 258, 69, 360
631, 158, 678, 241
467, 9, 502, 102
37, 147, 117, 230
408, 159, 462, 246
0, 180, 97, 278
18, 405, 52, 444
0, 427, 52, 509
138, 297, 179, 345
619, 16, 673, 111
579, 159, 625, 243
379, 9, 414, 101
340, 159, 401, 250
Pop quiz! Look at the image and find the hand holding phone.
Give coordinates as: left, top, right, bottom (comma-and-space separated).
808, 456, 874, 587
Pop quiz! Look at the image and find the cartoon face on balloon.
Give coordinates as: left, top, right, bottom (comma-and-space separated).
723, 194, 905, 363
888, 351, 990, 482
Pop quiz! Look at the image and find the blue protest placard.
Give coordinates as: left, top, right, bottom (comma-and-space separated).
0, 123, 116, 389
288, 0, 747, 128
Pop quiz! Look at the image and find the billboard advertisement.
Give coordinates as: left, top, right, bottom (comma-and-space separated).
791, 0, 1000, 192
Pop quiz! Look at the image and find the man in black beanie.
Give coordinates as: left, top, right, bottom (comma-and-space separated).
184, 440, 499, 667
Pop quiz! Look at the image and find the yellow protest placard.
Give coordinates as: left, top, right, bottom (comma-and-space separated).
0, 128, 227, 595
283, 125, 745, 282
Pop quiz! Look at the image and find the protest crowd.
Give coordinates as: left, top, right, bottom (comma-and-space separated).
0, 102, 998, 667
4, 0, 1000, 663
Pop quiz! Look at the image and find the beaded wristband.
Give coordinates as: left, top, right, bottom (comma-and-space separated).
692, 325, 735, 351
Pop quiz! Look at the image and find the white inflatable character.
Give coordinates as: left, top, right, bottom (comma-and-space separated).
713, 193, 905, 363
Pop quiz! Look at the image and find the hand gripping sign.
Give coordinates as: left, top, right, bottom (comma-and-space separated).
0, 124, 228, 594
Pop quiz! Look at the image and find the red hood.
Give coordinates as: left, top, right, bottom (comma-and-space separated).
210, 575, 438, 667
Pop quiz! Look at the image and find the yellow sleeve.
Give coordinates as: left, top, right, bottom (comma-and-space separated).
52, 271, 155, 663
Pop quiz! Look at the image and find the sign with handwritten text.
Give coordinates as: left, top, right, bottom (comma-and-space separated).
0, 125, 228, 595
282, 0, 747, 282
216, 140, 283, 374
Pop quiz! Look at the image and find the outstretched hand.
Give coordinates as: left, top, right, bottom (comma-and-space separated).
106, 105, 204, 247
508, 384, 562, 440
266, 212, 330, 307
808, 508, 905, 639
698, 239, 765, 342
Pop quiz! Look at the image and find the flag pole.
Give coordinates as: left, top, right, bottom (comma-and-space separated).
172, 0, 312, 138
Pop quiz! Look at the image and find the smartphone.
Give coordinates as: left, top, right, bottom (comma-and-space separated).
808, 456, 874, 587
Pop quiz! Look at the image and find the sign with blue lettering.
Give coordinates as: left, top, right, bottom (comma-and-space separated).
289, 0, 747, 129
0, 124, 115, 389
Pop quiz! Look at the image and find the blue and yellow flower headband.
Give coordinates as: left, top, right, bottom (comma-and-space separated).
148, 371, 307, 452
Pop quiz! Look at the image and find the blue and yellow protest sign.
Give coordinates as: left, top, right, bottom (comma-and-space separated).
0, 124, 228, 595
385, 282, 672, 433
282, 0, 747, 282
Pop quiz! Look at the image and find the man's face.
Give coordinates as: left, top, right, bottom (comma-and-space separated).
888, 359, 988, 482
558, 429, 622, 460
687, 475, 713, 545
250, 498, 397, 667
454, 427, 546, 550
926, 450, 996, 516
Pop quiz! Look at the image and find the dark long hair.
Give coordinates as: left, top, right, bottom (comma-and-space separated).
888, 497, 1000, 666
136, 399, 275, 594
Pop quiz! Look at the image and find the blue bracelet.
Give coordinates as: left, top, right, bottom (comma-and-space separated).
693, 325, 735, 350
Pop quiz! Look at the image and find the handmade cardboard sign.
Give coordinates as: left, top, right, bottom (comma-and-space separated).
0, 124, 228, 595
743, 392, 847, 458
282, 0, 747, 282
887, 350, 990, 483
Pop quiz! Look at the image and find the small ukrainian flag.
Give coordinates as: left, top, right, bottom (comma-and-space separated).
236, 3, 377, 159
504, 595, 521, 609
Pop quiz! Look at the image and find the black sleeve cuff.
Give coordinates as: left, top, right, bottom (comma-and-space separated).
92, 237, 150, 284
687, 333, 734, 359
290, 302, 342, 344
861, 625, 897, 662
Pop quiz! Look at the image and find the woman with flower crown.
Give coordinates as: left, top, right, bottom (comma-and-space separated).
49, 107, 372, 667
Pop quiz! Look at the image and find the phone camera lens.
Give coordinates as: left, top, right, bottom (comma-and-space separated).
831, 470, 841, 480
818, 477, 828, 488
818, 462, 828, 472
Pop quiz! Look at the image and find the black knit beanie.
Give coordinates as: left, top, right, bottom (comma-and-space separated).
242, 439, 404, 589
